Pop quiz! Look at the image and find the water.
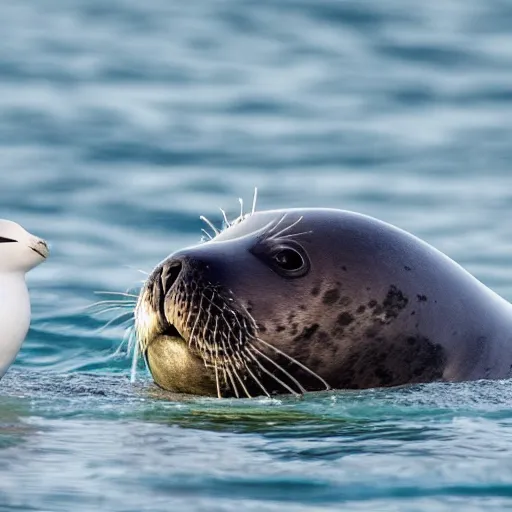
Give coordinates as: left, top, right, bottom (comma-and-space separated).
1, 0, 512, 510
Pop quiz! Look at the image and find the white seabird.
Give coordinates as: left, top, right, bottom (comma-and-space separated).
0, 220, 49, 379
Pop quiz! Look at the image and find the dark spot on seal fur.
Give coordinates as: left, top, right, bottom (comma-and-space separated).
259, 325, 267, 333
311, 286, 320, 297
317, 331, 329, 343
290, 323, 299, 336
294, 323, 319, 341
337, 312, 354, 327
404, 266, 412, 271
357, 305, 366, 314
288, 312, 296, 323
335, 334, 446, 389
373, 304, 384, 316
342, 266, 347, 271
276, 325, 286, 333
299, 304, 306, 311
339, 296, 351, 306
368, 299, 377, 308
417, 294, 427, 302
383, 285, 408, 319
323, 288, 340, 305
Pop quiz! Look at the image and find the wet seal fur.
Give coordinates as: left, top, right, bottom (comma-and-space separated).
135, 208, 512, 398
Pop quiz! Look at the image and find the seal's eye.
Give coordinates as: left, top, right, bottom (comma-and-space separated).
251, 240, 310, 278
266, 243, 310, 278
272, 248, 304, 272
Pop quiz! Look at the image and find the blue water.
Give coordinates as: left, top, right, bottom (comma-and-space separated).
2, 0, 512, 510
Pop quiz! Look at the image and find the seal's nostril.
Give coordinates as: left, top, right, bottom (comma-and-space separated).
150, 261, 183, 326
161, 261, 183, 296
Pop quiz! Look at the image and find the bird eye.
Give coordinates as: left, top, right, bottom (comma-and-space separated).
0, 237, 17, 243
272, 248, 305, 272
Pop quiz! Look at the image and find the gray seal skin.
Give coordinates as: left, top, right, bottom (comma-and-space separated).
135, 208, 512, 398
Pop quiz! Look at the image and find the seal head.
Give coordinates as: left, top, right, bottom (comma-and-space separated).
135, 208, 512, 398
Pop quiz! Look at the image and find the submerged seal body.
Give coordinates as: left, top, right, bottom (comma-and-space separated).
135, 208, 512, 398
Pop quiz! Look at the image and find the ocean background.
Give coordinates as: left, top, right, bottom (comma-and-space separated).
2, 0, 512, 510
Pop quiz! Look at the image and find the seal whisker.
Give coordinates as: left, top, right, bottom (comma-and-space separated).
229, 360, 252, 398
220, 363, 229, 393
248, 343, 307, 394
200, 215, 220, 237
253, 336, 331, 391
275, 230, 313, 240
201, 301, 214, 359
212, 315, 220, 353
244, 346, 302, 396
104, 313, 134, 328
122, 264, 150, 276
86, 300, 136, 312
213, 338, 225, 399
87, 299, 137, 307
205, 300, 222, 362
193, 291, 248, 356
94, 291, 139, 299
207, 320, 245, 398
228, 335, 248, 372
267, 214, 287, 235
125, 325, 137, 356
95, 311, 134, 334
188, 293, 206, 348
184, 283, 199, 331
201, 229, 213, 241
251, 187, 258, 216
110, 316, 133, 328
219, 208, 231, 229
240, 352, 271, 398
130, 334, 140, 383
224, 364, 240, 398
238, 197, 244, 219
107, 324, 134, 359
199, 288, 238, 317
214, 358, 222, 399
269, 216, 304, 240
91, 306, 134, 317
218, 324, 233, 366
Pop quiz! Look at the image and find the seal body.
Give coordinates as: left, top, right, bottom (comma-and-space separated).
135, 208, 512, 397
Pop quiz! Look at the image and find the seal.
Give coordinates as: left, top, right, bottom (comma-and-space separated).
135, 207, 512, 398
0, 220, 49, 379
